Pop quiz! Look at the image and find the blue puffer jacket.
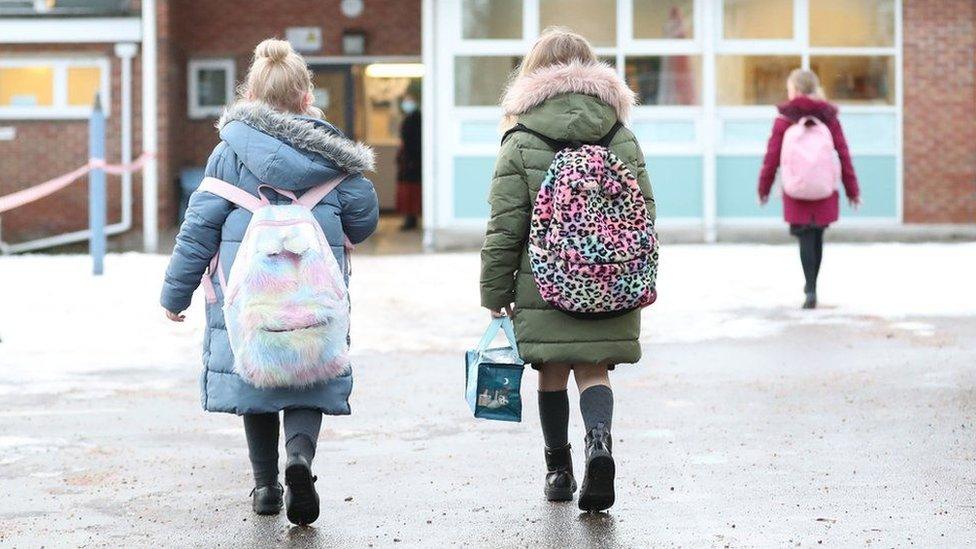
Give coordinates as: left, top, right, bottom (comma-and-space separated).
161, 101, 379, 415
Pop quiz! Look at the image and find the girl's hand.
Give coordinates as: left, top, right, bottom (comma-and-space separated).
758, 194, 769, 206
165, 309, 186, 322
849, 196, 862, 210
489, 305, 514, 319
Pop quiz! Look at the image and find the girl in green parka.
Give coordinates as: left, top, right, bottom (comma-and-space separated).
480, 28, 654, 512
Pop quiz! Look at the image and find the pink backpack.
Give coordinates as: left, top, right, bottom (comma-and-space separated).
779, 115, 840, 200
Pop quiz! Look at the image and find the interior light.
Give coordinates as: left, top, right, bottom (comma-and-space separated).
364, 63, 426, 79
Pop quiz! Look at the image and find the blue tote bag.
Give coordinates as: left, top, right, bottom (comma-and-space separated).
465, 317, 525, 422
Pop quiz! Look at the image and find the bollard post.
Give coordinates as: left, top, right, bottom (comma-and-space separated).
89, 95, 106, 275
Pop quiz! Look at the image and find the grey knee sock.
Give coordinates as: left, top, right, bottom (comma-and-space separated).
243, 413, 279, 487
579, 385, 613, 432
538, 390, 570, 449
283, 408, 322, 462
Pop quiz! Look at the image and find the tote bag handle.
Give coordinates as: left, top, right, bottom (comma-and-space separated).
477, 317, 520, 357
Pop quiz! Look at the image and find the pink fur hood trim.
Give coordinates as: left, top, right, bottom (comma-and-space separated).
501, 61, 636, 123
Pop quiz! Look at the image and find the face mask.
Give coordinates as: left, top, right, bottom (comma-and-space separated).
401, 99, 418, 114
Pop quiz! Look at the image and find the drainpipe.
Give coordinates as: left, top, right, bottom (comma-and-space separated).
113, 42, 137, 234
141, 0, 159, 252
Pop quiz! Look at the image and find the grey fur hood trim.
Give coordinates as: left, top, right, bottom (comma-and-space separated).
217, 101, 375, 173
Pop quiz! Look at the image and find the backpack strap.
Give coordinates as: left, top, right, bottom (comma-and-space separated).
296, 173, 351, 209
198, 177, 266, 212
501, 121, 623, 151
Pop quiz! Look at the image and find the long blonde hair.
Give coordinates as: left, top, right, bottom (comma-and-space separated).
515, 27, 597, 80
500, 27, 598, 128
240, 39, 323, 117
788, 68, 825, 100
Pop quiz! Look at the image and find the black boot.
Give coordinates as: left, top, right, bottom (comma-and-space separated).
544, 444, 577, 501
284, 454, 320, 526
803, 290, 817, 309
251, 483, 283, 515
578, 422, 615, 512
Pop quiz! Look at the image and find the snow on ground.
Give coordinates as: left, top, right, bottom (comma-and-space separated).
0, 243, 973, 393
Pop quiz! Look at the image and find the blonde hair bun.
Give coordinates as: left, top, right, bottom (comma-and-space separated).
254, 39, 293, 63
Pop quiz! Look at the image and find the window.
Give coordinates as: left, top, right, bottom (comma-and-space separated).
188, 59, 236, 119
540, 0, 616, 47
633, 0, 694, 40
454, 56, 520, 106
811, 56, 895, 105
810, 0, 895, 47
0, 58, 108, 119
625, 56, 702, 105
716, 55, 800, 105
723, 0, 793, 40
462, 0, 522, 40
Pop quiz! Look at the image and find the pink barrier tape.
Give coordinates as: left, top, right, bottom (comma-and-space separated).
0, 152, 156, 214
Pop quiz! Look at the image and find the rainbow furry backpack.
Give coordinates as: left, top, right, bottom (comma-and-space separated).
199, 176, 351, 388
503, 122, 659, 319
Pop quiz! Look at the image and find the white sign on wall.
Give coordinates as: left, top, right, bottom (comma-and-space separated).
0, 127, 15, 141
286, 27, 323, 53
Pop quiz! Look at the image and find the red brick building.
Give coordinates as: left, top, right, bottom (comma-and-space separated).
0, 0, 972, 252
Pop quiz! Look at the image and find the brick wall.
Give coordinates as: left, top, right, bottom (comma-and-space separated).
165, 0, 421, 202
903, 0, 976, 223
0, 43, 143, 243
0, 0, 420, 245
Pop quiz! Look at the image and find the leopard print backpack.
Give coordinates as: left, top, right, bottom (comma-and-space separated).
502, 122, 659, 319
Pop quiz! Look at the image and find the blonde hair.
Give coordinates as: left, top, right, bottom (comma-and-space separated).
515, 27, 597, 80
788, 68, 825, 100
241, 39, 322, 117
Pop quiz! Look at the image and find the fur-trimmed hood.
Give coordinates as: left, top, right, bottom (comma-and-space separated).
777, 95, 838, 124
217, 101, 375, 181
500, 61, 636, 129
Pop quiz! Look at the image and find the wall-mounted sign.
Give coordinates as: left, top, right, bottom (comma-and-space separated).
286, 27, 323, 53
0, 127, 15, 141
342, 31, 366, 55
341, 0, 364, 18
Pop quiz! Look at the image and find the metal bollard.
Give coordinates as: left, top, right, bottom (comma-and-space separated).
89, 95, 106, 275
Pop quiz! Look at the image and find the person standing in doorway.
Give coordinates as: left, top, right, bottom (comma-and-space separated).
396, 89, 422, 231
481, 28, 655, 512
758, 69, 861, 309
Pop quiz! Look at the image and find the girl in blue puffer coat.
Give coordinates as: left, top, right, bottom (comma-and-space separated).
160, 39, 378, 525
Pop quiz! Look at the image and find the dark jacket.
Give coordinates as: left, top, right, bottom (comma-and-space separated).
397, 110, 422, 182
161, 101, 379, 415
758, 95, 860, 226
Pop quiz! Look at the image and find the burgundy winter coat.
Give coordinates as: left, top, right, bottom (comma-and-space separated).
758, 96, 860, 226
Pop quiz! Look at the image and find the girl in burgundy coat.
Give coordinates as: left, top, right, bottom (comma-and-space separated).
758, 69, 861, 309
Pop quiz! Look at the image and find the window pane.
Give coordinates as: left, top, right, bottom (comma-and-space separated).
634, 0, 694, 40
811, 0, 894, 47
723, 0, 793, 40
540, 0, 616, 47
197, 68, 228, 107
454, 56, 520, 106
716, 55, 800, 105
811, 56, 894, 105
462, 0, 522, 39
67, 66, 101, 106
625, 56, 701, 105
0, 66, 54, 107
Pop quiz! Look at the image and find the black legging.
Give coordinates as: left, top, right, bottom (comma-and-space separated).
793, 225, 824, 293
243, 408, 322, 487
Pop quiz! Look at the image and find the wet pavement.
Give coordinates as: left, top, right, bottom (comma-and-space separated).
1, 315, 974, 548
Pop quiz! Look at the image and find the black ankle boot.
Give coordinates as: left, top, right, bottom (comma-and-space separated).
284, 454, 320, 526
544, 444, 577, 501
803, 290, 817, 309
251, 483, 283, 515
578, 422, 615, 512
